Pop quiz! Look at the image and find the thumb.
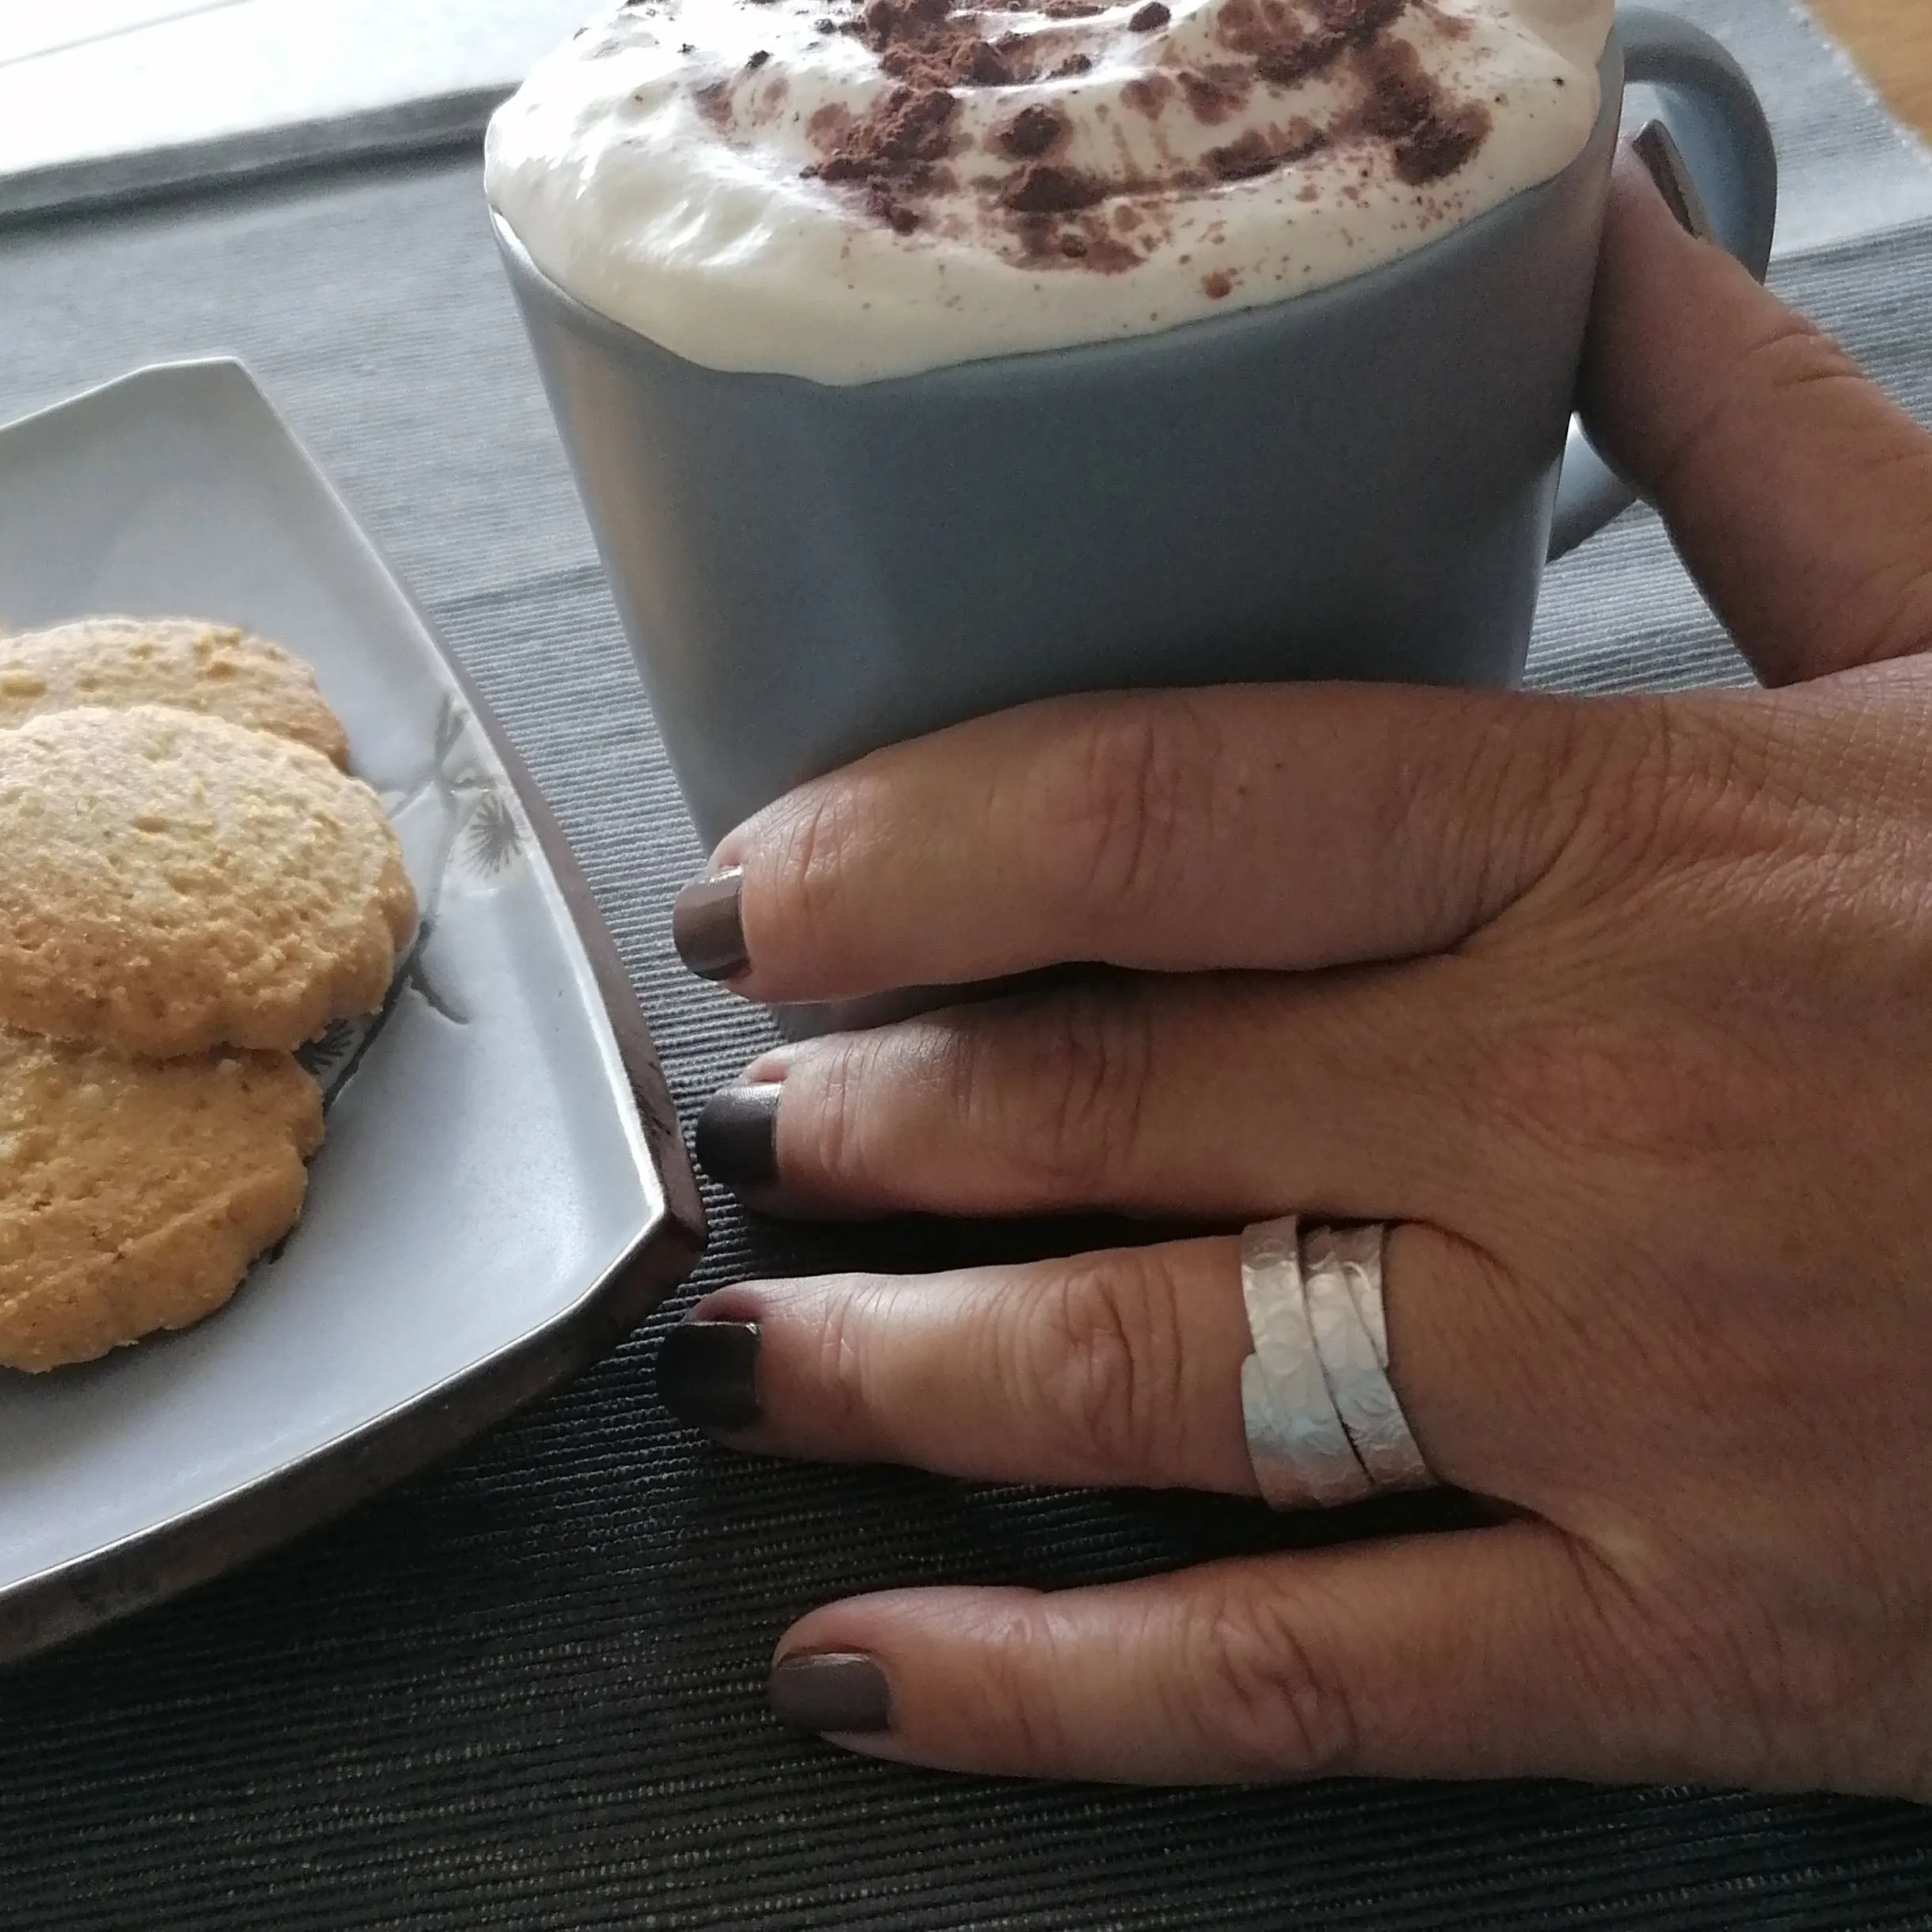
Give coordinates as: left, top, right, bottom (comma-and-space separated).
1580, 146, 1932, 688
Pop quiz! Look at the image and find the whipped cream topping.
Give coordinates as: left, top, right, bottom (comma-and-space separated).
487, 0, 1614, 383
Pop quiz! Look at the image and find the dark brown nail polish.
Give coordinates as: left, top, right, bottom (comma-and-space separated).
672, 868, 748, 981
769, 1654, 892, 1734
1632, 120, 1717, 245
695, 1082, 782, 1188
655, 1320, 761, 1430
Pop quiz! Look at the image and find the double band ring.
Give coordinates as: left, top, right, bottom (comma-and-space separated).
1241, 1217, 1435, 1510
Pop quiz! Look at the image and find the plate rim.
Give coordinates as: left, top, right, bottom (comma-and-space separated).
0, 354, 707, 1666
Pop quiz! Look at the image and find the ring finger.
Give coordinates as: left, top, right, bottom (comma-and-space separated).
654, 1227, 1500, 1499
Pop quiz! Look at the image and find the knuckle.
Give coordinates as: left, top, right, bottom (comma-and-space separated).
1401, 695, 1593, 938
1010, 1249, 1188, 1483
1533, 699, 1690, 886
1181, 1575, 1361, 1778
1576, 1518, 1932, 1794
769, 780, 874, 964
963, 987, 1158, 1200
1044, 699, 1226, 915
806, 1036, 882, 1192
809, 1277, 884, 1445
1533, 695, 1806, 900
1566, 1539, 1795, 1785
979, 1601, 1080, 1768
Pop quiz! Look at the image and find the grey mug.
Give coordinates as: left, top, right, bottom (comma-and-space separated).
495, 7, 1778, 852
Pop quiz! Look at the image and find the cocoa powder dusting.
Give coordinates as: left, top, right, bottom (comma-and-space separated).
1177, 67, 1252, 126
1121, 73, 1174, 118
997, 104, 1066, 159
1000, 162, 1106, 214
1016, 211, 1141, 273
855, 0, 1029, 87
1345, 36, 1491, 184
804, 81, 962, 231
1218, 0, 1408, 91
1391, 100, 1488, 183
1206, 117, 1326, 181
869, 184, 925, 233
783, 0, 1491, 267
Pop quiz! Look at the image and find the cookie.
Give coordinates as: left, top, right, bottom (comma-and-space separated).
0, 617, 350, 767
0, 1031, 323, 1373
0, 705, 418, 1056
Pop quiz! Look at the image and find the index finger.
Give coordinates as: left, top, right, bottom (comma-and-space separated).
1582, 150, 1932, 686
676, 681, 1600, 1000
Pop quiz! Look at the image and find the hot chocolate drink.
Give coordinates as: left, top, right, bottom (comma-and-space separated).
487, 0, 1615, 381
487, 2, 1774, 871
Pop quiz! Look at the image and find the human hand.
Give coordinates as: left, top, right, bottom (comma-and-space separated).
655, 145, 1932, 1795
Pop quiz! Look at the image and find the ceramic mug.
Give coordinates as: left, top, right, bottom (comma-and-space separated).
496, 7, 1777, 849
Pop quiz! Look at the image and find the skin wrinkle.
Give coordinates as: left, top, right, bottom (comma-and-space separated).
1040, 695, 1232, 938
1831, 529, 1932, 672
985, 1594, 1082, 1772
762, 776, 878, 983
816, 1271, 887, 1456
1027, 1250, 1179, 1484
1642, 312, 1859, 527
1597, 1536, 1828, 1792
807, 1030, 889, 1199
1006, 980, 1161, 1204
1550, 1536, 1748, 1776
1187, 1569, 1364, 1779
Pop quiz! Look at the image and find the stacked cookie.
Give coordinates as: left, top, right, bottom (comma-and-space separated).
0, 619, 417, 1372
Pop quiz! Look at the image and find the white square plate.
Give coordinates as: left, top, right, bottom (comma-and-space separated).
0, 358, 704, 1661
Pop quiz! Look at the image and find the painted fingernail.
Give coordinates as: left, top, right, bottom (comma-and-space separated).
655, 1320, 761, 1430
695, 1082, 782, 1188
1632, 120, 1717, 245
672, 868, 748, 981
769, 1654, 893, 1734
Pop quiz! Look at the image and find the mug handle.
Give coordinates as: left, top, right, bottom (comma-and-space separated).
1547, 6, 1779, 561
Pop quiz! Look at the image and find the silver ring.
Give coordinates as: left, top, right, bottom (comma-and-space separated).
1240, 1217, 1436, 1509
1301, 1224, 1434, 1494
1239, 1220, 1373, 1510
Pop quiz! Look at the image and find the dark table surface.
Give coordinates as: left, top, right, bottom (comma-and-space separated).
3, 147, 1932, 1930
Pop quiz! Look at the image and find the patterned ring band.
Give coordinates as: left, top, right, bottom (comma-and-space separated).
1239, 1217, 1437, 1510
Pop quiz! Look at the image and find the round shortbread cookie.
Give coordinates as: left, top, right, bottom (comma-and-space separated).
0, 617, 350, 767
0, 1031, 324, 1373
0, 705, 417, 1056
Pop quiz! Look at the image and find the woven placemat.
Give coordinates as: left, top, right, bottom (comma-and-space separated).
2, 4, 1932, 1926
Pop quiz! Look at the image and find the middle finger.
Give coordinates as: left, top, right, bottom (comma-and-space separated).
696, 969, 1484, 1225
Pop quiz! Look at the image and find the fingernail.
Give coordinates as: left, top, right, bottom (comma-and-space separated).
1632, 120, 1717, 245
695, 1082, 782, 1188
672, 868, 748, 981
655, 1320, 761, 1430
768, 1653, 892, 1734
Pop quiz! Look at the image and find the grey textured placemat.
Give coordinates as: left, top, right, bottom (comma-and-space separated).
4, 6, 1932, 1929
